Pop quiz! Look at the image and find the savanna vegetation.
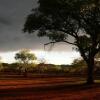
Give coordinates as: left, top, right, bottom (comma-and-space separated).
0, 0, 100, 99
0, 50, 100, 78
0, 52, 100, 100
0, 53, 100, 100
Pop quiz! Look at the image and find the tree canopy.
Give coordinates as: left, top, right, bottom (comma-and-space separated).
24, 0, 100, 60
15, 49, 37, 64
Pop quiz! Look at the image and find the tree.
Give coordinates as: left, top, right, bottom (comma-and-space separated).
72, 58, 86, 67
0, 56, 3, 71
23, 0, 100, 84
95, 52, 100, 68
38, 57, 46, 64
95, 52, 100, 60
15, 49, 37, 64
72, 58, 87, 74
15, 49, 37, 75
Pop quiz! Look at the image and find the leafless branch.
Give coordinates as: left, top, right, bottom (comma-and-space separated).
44, 40, 77, 51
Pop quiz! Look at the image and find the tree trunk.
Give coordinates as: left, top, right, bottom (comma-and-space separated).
86, 57, 94, 84
24, 68, 27, 77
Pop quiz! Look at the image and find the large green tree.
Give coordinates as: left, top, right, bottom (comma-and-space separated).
23, 0, 100, 84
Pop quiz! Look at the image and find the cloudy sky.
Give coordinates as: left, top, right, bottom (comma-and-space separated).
0, 0, 80, 64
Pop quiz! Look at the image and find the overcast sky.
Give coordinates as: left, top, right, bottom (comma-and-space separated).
0, 0, 80, 64
0, 0, 74, 52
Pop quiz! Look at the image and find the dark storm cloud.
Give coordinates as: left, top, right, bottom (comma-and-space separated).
0, 0, 72, 52
0, 16, 11, 25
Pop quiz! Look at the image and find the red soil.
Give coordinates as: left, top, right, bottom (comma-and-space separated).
0, 77, 99, 100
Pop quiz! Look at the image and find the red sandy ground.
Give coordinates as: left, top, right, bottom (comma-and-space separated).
0, 77, 99, 100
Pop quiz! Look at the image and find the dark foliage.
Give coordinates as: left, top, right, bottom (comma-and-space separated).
23, 0, 100, 84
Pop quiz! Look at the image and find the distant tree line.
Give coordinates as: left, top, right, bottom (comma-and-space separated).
0, 49, 100, 77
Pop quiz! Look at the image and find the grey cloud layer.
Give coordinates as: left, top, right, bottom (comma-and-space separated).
0, 0, 72, 52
